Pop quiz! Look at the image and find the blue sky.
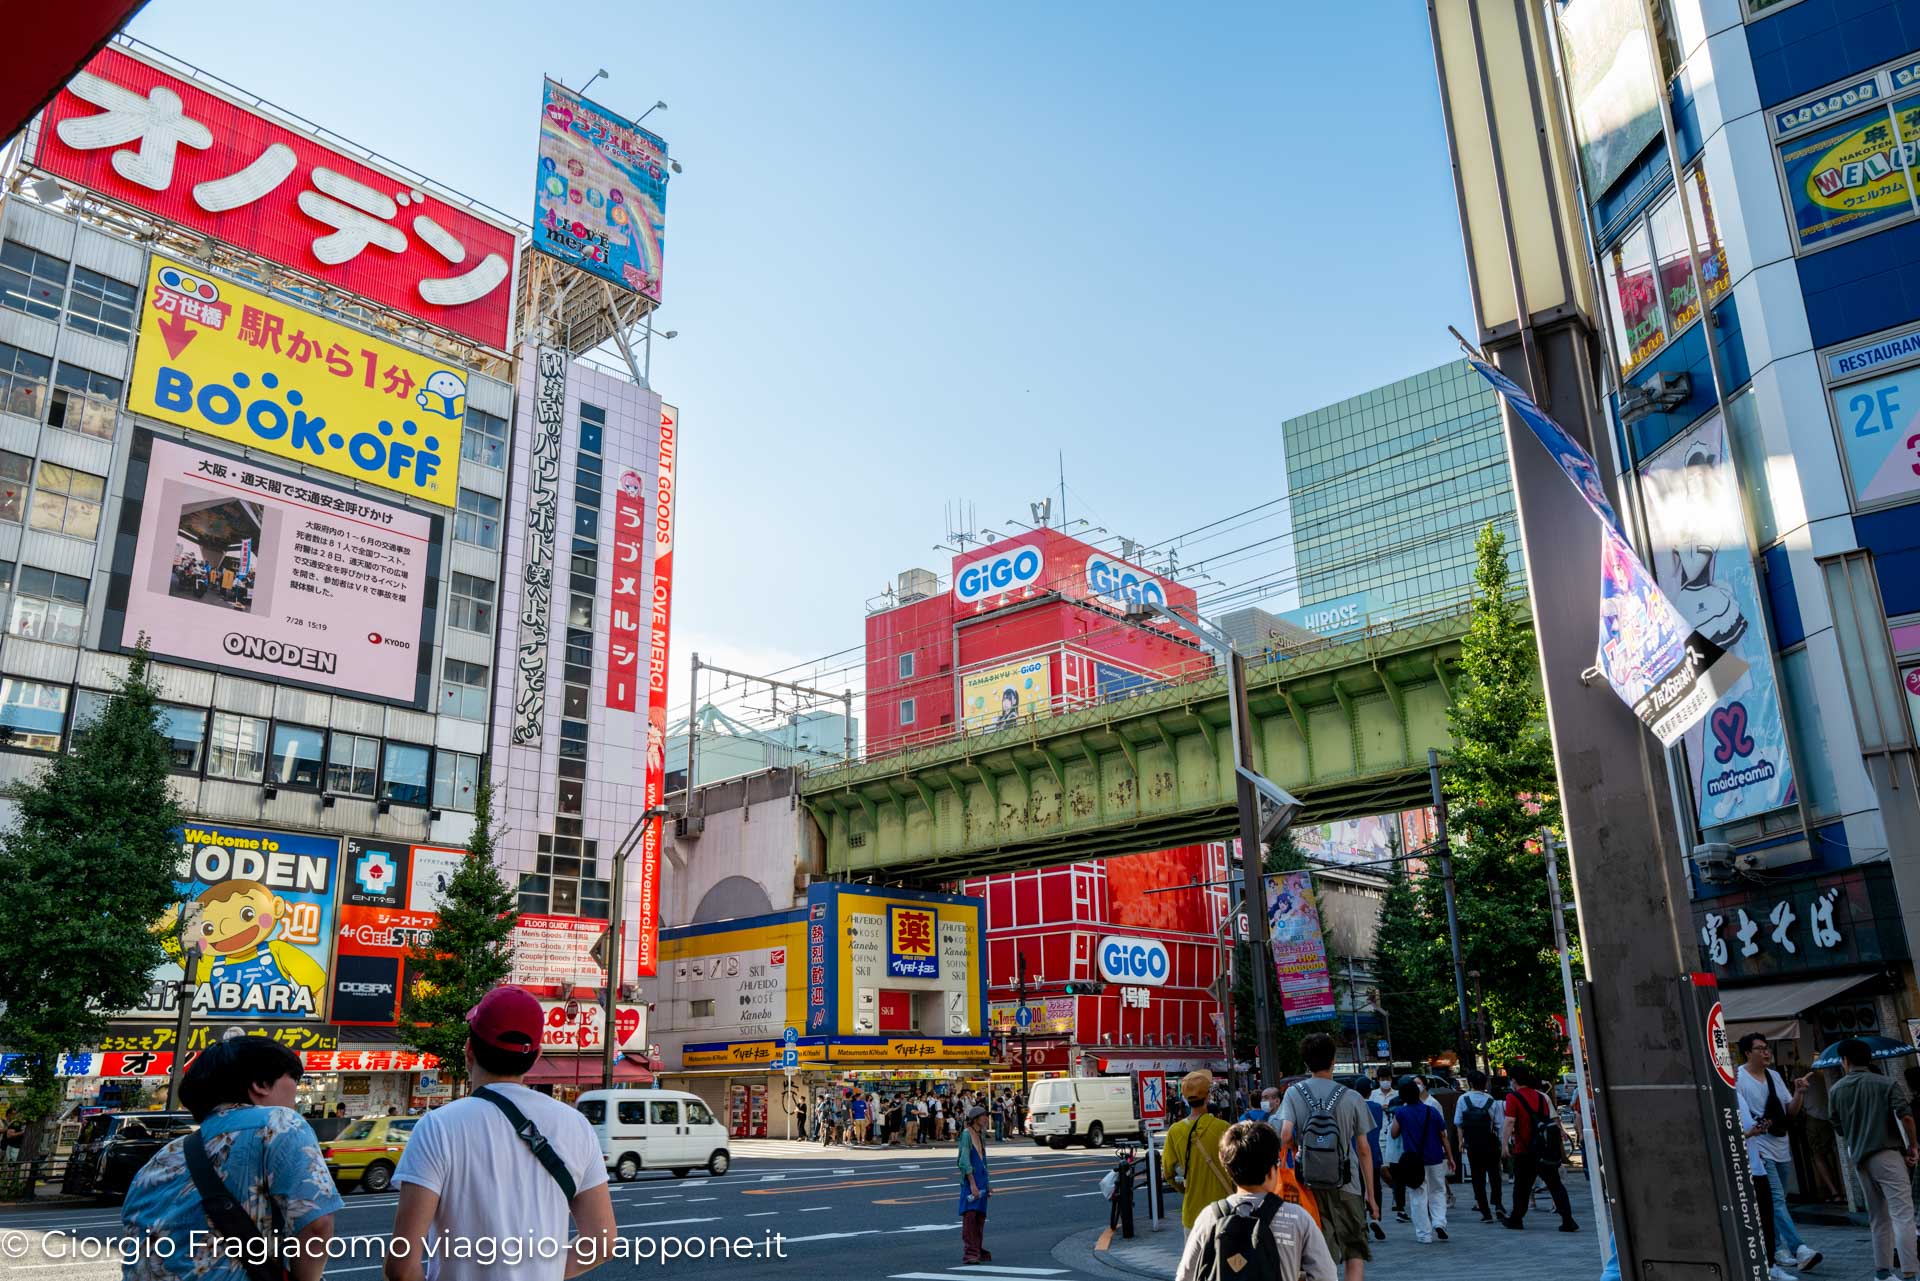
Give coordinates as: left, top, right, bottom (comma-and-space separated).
124, 1, 1475, 713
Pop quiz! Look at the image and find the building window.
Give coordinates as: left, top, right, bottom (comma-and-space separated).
264, 722, 324, 791
0, 678, 69, 752
66, 267, 137, 342
381, 741, 431, 806
0, 450, 31, 523
448, 571, 496, 634
78, 694, 209, 771
9, 566, 88, 645
1771, 61, 1920, 254
461, 407, 506, 469
1597, 167, 1727, 380
47, 364, 120, 439
439, 658, 488, 720
0, 343, 52, 420
0, 242, 66, 321
453, 488, 500, 549
433, 751, 480, 812
900, 697, 916, 726
207, 711, 268, 782
689, 999, 715, 1019
29, 462, 105, 540
898, 653, 915, 679
326, 732, 379, 798
517, 873, 550, 915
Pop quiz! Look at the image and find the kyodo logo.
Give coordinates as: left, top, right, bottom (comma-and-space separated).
954, 545, 1044, 603
1086, 554, 1167, 608
1098, 935, 1170, 986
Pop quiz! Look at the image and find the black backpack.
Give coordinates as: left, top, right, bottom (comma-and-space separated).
1518, 1090, 1564, 1167
1206, 1194, 1285, 1281
1290, 1081, 1351, 1192
1459, 1095, 1496, 1146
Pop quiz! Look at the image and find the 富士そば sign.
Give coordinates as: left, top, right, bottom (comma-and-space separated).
129, 256, 469, 506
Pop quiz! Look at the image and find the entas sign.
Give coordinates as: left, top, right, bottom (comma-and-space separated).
34, 46, 517, 350
1098, 935, 1171, 986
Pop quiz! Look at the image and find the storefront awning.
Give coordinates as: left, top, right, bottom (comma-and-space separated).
1718, 972, 1877, 1041
522, 1057, 653, 1086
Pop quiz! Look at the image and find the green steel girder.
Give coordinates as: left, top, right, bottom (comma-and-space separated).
801, 604, 1495, 881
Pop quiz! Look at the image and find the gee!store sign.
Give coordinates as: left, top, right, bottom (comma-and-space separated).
130, 256, 469, 506
135, 823, 341, 1022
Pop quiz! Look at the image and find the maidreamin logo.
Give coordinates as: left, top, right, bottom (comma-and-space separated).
1086, 554, 1166, 609
954, 545, 1044, 604
223, 632, 337, 674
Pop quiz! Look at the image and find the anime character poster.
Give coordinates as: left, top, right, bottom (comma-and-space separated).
1639, 417, 1796, 825
1266, 872, 1337, 1024
139, 823, 340, 1021
533, 79, 669, 300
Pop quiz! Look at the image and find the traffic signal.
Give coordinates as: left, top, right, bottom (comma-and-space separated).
1062, 981, 1106, 996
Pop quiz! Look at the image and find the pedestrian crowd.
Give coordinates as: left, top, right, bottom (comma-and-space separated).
797, 1084, 1028, 1146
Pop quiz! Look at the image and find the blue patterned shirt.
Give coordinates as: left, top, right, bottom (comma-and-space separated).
122, 1105, 343, 1281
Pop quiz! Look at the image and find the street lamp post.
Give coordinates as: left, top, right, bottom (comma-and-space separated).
603, 804, 671, 1090
163, 917, 203, 1112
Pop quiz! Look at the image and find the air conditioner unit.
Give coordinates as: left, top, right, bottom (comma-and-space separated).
1692, 841, 1735, 884
897, 568, 938, 603
675, 815, 705, 840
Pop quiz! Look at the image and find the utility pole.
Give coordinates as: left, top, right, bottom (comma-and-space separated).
1228, 647, 1280, 1087
1428, 749, 1472, 1073
163, 936, 201, 1112
1545, 829, 1612, 1259
1017, 951, 1030, 1099
603, 804, 670, 1089
1345, 956, 1364, 1073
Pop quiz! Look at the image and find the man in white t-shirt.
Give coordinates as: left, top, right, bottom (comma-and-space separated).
386, 987, 616, 1281
1733, 1033, 1822, 1273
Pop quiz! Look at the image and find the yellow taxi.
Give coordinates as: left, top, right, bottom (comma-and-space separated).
321, 1115, 418, 1192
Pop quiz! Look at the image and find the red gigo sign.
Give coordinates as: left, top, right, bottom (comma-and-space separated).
606, 469, 646, 711
33, 45, 518, 350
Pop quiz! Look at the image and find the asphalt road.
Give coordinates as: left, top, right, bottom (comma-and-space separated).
0, 1141, 1165, 1281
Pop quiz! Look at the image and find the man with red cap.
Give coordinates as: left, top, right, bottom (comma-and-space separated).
385, 986, 616, 1281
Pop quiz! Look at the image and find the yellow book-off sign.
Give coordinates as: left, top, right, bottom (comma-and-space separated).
129, 257, 468, 506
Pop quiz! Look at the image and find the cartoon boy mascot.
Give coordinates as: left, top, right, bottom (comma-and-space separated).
159, 879, 326, 1015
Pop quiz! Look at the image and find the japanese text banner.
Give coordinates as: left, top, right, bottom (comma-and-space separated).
115, 433, 435, 705
130, 255, 468, 506
34, 46, 516, 349
1467, 357, 1746, 745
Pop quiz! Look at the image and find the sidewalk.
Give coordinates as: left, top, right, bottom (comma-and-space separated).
1095, 1203, 1877, 1279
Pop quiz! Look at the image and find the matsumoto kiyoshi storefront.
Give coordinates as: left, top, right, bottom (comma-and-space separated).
643, 883, 989, 1136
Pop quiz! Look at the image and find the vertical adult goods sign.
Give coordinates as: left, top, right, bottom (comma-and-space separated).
513, 347, 565, 745
606, 469, 645, 710
1639, 417, 1796, 825
634, 402, 678, 977
532, 78, 669, 301
35, 45, 517, 349
1267, 872, 1337, 1024
129, 256, 469, 506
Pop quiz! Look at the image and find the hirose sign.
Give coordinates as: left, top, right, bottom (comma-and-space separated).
34, 45, 518, 350
1098, 935, 1170, 986
954, 544, 1043, 604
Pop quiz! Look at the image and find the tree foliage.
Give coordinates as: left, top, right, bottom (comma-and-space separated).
402, 766, 517, 1087
1371, 864, 1453, 1066
0, 646, 182, 1134
1424, 524, 1571, 1070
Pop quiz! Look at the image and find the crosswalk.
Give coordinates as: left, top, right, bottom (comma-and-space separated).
887, 1266, 1072, 1281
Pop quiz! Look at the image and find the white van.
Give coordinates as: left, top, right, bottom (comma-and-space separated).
575, 1088, 731, 1180
1027, 1076, 1140, 1149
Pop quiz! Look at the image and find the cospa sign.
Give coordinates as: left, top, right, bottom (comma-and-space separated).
1086, 554, 1168, 609
1098, 935, 1170, 986
954, 544, 1043, 604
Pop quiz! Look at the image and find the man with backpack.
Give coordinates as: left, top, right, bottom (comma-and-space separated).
386, 987, 616, 1281
1279, 1034, 1377, 1280
1499, 1064, 1577, 1234
1175, 1121, 1337, 1281
1453, 1070, 1506, 1222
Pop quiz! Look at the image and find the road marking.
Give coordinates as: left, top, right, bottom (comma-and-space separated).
614, 1216, 722, 1230
800, 1205, 831, 1212
833, 1168, 855, 1173
1062, 1190, 1105, 1198
759, 1174, 787, 1181
890, 1223, 961, 1233
918, 1169, 1102, 1190
873, 1186, 1046, 1206
743, 1160, 1102, 1197
783, 1229, 880, 1243
746, 1211, 779, 1218
953, 1269, 1069, 1276
890, 1273, 1068, 1281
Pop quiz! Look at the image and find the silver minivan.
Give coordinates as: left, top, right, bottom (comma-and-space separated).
576, 1087, 731, 1180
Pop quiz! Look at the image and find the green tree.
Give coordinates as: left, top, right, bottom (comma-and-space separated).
1371, 865, 1452, 1066
0, 645, 182, 1158
1429, 524, 1569, 1070
402, 766, 517, 1089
